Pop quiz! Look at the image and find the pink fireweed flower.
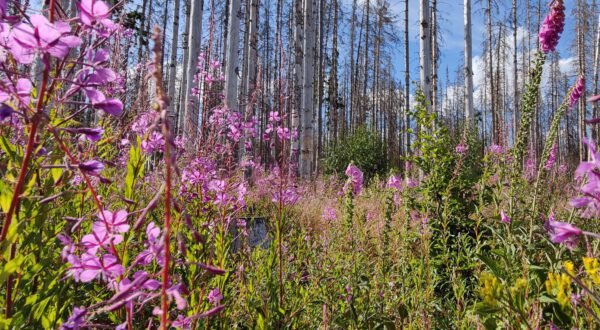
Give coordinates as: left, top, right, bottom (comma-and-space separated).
538, 0, 565, 53
322, 207, 337, 221
10, 15, 82, 64
276, 126, 291, 140
268, 111, 281, 122
207, 288, 223, 305
167, 284, 187, 310
544, 213, 582, 250
0, 103, 12, 121
500, 210, 511, 224
84, 88, 123, 116
78, 0, 116, 35
64, 127, 104, 142
455, 143, 468, 154
78, 160, 104, 176
96, 210, 129, 233
570, 138, 600, 218
569, 76, 585, 108
387, 175, 402, 190
67, 252, 123, 282
0, 78, 32, 106
344, 164, 364, 195
60, 307, 87, 330
489, 144, 504, 155
81, 223, 123, 253
134, 222, 165, 266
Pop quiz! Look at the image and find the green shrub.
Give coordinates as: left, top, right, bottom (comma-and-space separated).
323, 127, 387, 182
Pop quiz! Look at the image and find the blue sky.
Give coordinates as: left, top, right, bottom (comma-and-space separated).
386, 0, 581, 89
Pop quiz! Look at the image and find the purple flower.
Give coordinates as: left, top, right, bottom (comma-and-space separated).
172, 315, 191, 329
84, 88, 123, 116
78, 0, 110, 26
78, 160, 104, 176
97, 209, 130, 233
544, 143, 557, 170
207, 288, 223, 305
500, 210, 511, 224
344, 164, 364, 195
569, 76, 585, 108
94, 98, 123, 116
134, 222, 164, 266
268, 111, 281, 122
60, 307, 87, 330
141, 131, 165, 153
322, 207, 337, 221
81, 223, 122, 253
68, 252, 123, 282
489, 144, 504, 155
65, 127, 104, 142
538, 0, 565, 53
544, 213, 582, 250
455, 143, 468, 154
10, 15, 82, 63
0, 103, 12, 120
387, 175, 402, 190
167, 284, 187, 310
0, 78, 32, 106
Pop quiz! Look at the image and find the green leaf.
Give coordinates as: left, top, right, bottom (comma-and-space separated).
478, 254, 505, 279
0, 180, 12, 214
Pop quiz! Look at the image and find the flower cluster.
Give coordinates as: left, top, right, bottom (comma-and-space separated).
539, 0, 565, 53
569, 75, 585, 108
344, 164, 364, 196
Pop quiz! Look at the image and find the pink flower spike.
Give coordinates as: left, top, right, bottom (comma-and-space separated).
344, 164, 364, 195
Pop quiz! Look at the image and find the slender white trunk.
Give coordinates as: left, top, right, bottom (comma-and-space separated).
183, 0, 204, 141
245, 0, 259, 108
464, 0, 474, 124
224, 0, 241, 112
300, 0, 316, 179
291, 0, 303, 163
419, 0, 431, 111
168, 0, 181, 117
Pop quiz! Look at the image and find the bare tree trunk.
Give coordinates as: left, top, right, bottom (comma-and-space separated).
168, 0, 181, 127
362, 0, 370, 127
486, 0, 495, 144
431, 0, 438, 117
183, 0, 204, 141
349, 0, 357, 132
330, 0, 339, 142
245, 0, 259, 103
404, 0, 410, 171
594, 13, 600, 140
512, 0, 518, 139
291, 0, 303, 165
177, 0, 191, 135
464, 0, 474, 125
224, 0, 241, 112
300, 0, 316, 179
419, 0, 431, 112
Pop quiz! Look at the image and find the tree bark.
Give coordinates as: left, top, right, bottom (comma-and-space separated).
464, 0, 474, 125
300, 0, 316, 179
183, 0, 204, 141
419, 0, 431, 112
